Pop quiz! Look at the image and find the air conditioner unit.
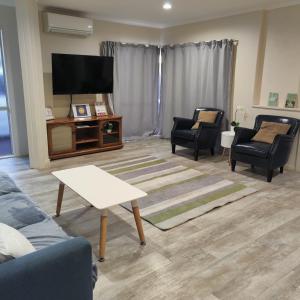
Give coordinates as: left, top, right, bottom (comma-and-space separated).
43, 12, 93, 37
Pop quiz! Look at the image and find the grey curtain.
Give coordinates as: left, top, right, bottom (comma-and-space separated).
100, 41, 117, 57
159, 39, 234, 137
100, 41, 118, 114
102, 42, 160, 138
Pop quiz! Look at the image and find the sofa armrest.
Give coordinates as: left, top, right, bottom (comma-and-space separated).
232, 127, 257, 145
0, 237, 94, 300
172, 117, 195, 131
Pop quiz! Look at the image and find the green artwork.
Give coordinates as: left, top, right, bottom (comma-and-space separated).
285, 93, 298, 108
268, 92, 279, 107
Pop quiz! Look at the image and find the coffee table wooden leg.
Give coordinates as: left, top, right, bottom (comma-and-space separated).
99, 209, 108, 262
56, 182, 65, 217
131, 200, 146, 246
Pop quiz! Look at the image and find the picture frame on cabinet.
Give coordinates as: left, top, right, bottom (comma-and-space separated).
72, 104, 91, 118
45, 107, 55, 120
95, 102, 108, 117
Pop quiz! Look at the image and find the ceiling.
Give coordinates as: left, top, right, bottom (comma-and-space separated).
4, 0, 300, 28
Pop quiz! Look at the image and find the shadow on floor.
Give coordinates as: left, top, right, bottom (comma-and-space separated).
172, 148, 227, 163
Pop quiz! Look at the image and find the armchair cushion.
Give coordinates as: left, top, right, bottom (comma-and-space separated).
252, 121, 291, 144
192, 111, 218, 129
172, 129, 197, 140
232, 142, 271, 158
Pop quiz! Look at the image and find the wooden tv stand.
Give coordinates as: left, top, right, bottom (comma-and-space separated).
47, 115, 123, 160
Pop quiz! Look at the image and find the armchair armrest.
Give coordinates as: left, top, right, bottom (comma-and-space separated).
0, 237, 94, 300
232, 127, 257, 145
172, 117, 195, 131
270, 134, 294, 156
268, 134, 295, 168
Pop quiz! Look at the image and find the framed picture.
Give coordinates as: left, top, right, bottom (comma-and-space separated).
72, 104, 91, 118
45, 107, 54, 120
285, 94, 298, 108
95, 102, 108, 117
268, 92, 279, 107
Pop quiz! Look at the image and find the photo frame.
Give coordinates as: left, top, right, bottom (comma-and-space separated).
268, 92, 279, 107
95, 102, 108, 117
72, 104, 92, 118
45, 107, 54, 120
285, 94, 298, 108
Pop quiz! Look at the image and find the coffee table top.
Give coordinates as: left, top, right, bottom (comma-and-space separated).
52, 165, 147, 210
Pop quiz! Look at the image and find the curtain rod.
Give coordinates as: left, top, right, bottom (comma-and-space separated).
163, 39, 239, 47
113, 39, 239, 48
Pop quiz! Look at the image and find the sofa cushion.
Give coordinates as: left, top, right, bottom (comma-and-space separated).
173, 129, 197, 140
19, 218, 71, 251
0, 172, 20, 196
0, 223, 35, 260
0, 192, 47, 229
232, 142, 271, 158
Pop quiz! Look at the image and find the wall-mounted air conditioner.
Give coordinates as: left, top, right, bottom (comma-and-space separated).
43, 12, 93, 37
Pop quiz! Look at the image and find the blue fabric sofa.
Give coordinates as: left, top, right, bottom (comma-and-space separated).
0, 171, 97, 300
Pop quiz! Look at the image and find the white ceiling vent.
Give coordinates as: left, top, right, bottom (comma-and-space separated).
43, 12, 93, 37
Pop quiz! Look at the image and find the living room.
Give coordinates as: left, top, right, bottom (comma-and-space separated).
1, 0, 300, 299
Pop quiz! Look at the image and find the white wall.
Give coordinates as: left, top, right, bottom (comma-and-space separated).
16, 0, 50, 169
0, 5, 28, 156
260, 5, 300, 107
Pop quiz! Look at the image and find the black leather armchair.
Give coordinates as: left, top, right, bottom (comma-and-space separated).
231, 115, 300, 182
171, 108, 224, 161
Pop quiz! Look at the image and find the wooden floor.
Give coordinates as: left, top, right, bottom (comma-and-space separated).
1, 138, 300, 300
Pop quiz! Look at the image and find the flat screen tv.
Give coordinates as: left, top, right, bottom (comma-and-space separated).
52, 53, 113, 95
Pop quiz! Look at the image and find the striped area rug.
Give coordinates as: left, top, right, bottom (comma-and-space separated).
100, 155, 259, 231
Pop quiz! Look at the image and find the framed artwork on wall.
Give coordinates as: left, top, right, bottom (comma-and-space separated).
285, 94, 298, 108
268, 92, 279, 107
72, 104, 92, 118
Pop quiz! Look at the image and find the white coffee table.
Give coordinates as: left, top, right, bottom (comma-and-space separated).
52, 165, 147, 262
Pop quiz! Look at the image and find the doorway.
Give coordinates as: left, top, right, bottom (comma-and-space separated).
0, 30, 13, 157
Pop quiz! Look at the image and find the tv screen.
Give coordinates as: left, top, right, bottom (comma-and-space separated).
52, 54, 113, 95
